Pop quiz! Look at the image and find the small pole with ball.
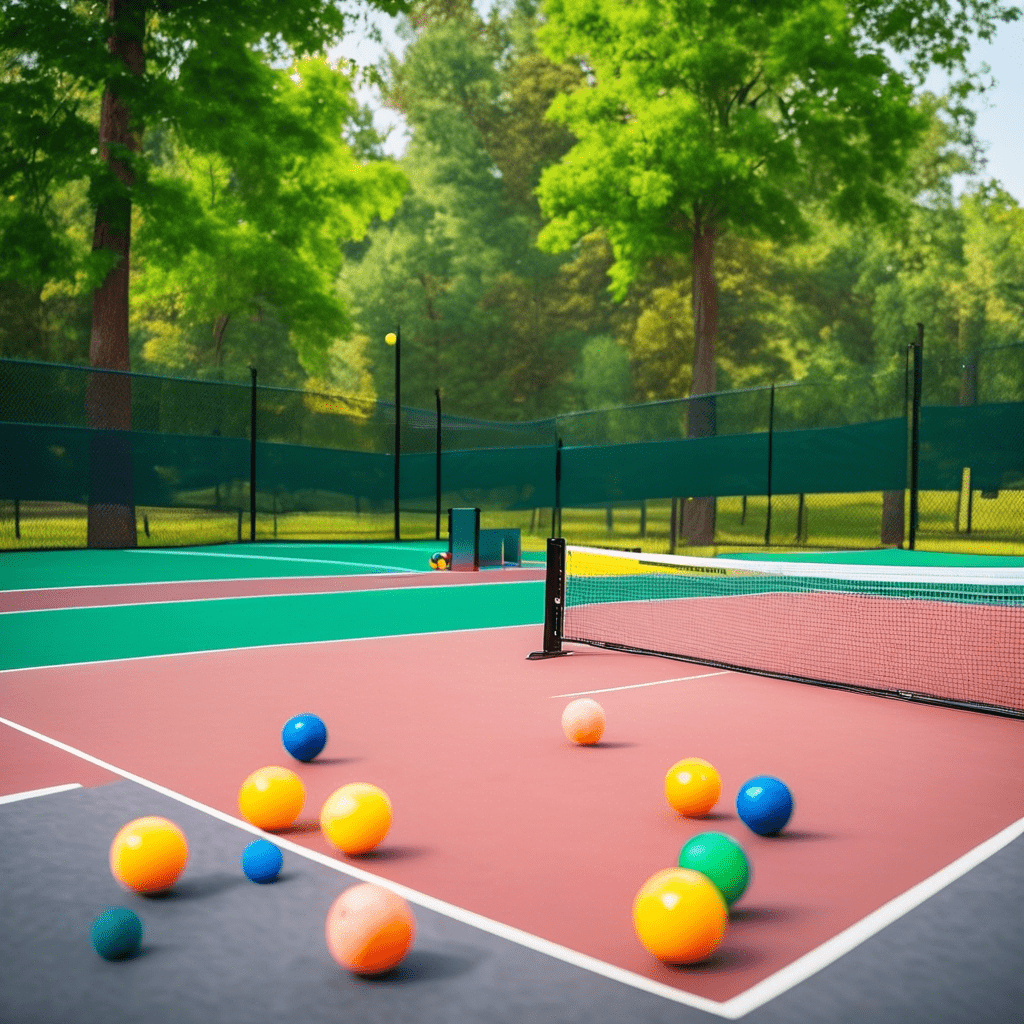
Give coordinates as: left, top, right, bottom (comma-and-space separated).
385, 329, 401, 541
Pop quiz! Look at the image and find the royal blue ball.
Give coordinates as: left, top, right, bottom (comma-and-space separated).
91, 907, 143, 960
241, 839, 283, 883
736, 775, 793, 836
281, 713, 327, 762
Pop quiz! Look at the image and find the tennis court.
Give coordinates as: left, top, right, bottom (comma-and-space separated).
1, 540, 1022, 1024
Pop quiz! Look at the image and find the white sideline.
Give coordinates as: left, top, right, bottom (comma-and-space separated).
550, 670, 730, 698
0, 783, 82, 805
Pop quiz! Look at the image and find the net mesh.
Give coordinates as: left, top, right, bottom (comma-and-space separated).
561, 545, 1024, 716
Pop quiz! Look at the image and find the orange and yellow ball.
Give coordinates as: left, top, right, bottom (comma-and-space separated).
238, 766, 306, 830
321, 783, 392, 855
326, 883, 416, 974
633, 867, 728, 964
561, 698, 606, 745
109, 816, 189, 894
664, 757, 721, 817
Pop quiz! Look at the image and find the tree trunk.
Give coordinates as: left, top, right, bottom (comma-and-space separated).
683, 209, 717, 546
87, 0, 146, 548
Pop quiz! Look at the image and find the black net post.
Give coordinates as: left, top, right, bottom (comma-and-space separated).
249, 365, 257, 542
393, 326, 401, 542
908, 324, 924, 549
528, 537, 570, 659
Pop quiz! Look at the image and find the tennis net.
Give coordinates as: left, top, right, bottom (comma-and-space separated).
529, 540, 1024, 718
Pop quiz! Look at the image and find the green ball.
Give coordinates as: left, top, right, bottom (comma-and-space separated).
91, 907, 143, 960
678, 831, 750, 907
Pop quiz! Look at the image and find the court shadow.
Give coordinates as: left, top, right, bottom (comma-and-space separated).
275, 819, 322, 836
349, 845, 432, 863
356, 947, 482, 985
729, 905, 804, 925
694, 811, 733, 822
665, 944, 762, 973
763, 829, 836, 842
307, 757, 361, 767
145, 873, 246, 900
587, 741, 639, 750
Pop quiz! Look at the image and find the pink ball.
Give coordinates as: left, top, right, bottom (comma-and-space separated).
325, 883, 416, 975
561, 698, 606, 745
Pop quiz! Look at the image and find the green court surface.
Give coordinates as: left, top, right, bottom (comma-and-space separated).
0, 541, 456, 591
724, 548, 1024, 568
0, 581, 544, 671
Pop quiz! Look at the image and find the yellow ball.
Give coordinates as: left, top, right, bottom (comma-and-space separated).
664, 757, 721, 817
238, 766, 306, 830
384, 332, 397, 346
321, 783, 392, 855
633, 868, 728, 964
109, 816, 189, 894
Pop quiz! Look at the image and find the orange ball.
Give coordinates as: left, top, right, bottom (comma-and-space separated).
633, 868, 728, 964
326, 883, 416, 975
561, 698, 606, 745
109, 816, 189, 894
321, 783, 392, 854
664, 757, 721, 817
238, 766, 305, 830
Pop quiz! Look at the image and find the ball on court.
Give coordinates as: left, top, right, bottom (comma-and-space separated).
109, 816, 189, 894
90, 907, 143, 960
429, 551, 450, 570
561, 698, 605, 745
736, 775, 793, 835
282, 713, 328, 762
633, 867, 728, 964
238, 766, 306, 831
678, 832, 750, 907
321, 783, 392, 855
664, 757, 721, 817
241, 839, 284, 883
326, 883, 416, 975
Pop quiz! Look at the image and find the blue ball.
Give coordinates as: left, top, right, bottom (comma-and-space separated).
241, 839, 283, 883
91, 907, 143, 960
736, 775, 793, 836
281, 713, 327, 762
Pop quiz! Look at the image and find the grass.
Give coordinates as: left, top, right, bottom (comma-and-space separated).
3, 491, 1023, 557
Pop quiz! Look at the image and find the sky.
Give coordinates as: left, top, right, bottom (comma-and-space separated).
333, 9, 1024, 204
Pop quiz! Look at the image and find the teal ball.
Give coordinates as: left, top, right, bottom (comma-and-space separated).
91, 907, 143, 960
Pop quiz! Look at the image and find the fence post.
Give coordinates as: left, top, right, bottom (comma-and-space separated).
907, 324, 924, 549
249, 366, 257, 542
553, 438, 563, 538
435, 388, 442, 541
765, 383, 775, 546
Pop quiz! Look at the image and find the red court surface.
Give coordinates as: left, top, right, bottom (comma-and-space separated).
4, 623, 1023, 1009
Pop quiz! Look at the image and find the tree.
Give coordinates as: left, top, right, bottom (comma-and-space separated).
535, 0, 1019, 542
1, 0, 409, 545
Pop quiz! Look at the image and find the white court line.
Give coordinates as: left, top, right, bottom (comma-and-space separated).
551, 671, 730, 698
129, 548, 415, 574
0, 578, 544, 616
0, 715, 727, 1018
0, 782, 82, 806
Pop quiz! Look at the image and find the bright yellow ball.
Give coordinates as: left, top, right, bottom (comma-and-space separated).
321, 783, 392, 855
109, 816, 189, 894
384, 332, 397, 346
633, 867, 728, 964
238, 766, 306, 830
664, 757, 721, 817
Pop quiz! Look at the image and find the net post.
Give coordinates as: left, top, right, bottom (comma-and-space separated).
527, 537, 570, 659
249, 365, 257, 542
908, 323, 923, 550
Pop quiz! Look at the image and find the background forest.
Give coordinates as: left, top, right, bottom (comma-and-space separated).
3, 0, 1023, 423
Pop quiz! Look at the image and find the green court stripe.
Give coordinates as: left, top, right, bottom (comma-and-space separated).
0, 582, 544, 670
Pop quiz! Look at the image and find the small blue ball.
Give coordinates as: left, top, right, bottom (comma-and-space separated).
241, 839, 283, 883
91, 907, 143, 960
281, 713, 328, 762
736, 775, 793, 836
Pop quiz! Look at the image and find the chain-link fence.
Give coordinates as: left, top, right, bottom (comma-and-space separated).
2, 340, 1022, 554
